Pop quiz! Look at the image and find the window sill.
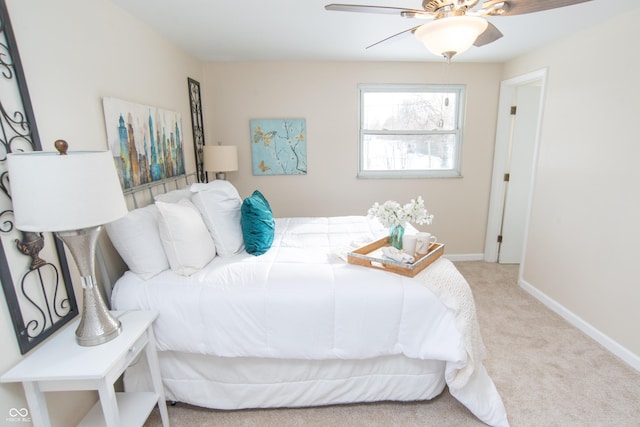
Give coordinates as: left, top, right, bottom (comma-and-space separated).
357, 171, 462, 179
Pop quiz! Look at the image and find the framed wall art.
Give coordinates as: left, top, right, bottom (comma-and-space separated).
250, 118, 307, 176
103, 97, 185, 190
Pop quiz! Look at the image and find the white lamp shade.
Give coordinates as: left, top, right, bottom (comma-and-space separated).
203, 145, 238, 172
415, 16, 488, 57
7, 151, 128, 232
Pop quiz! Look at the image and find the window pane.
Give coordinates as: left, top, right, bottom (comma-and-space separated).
362, 91, 458, 131
358, 84, 464, 178
362, 134, 456, 171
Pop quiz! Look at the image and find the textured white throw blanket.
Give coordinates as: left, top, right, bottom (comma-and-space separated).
413, 259, 486, 389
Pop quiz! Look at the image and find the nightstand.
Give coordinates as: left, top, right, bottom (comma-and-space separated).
1, 310, 170, 427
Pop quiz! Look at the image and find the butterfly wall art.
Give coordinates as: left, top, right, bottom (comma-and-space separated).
250, 119, 307, 176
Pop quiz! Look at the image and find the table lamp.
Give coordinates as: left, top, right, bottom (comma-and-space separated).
203, 145, 238, 180
7, 140, 128, 346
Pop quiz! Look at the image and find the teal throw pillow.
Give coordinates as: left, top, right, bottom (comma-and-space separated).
241, 190, 275, 256
252, 188, 272, 213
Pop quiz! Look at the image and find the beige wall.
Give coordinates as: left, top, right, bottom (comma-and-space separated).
504, 8, 640, 362
1, 0, 202, 425
203, 61, 503, 255
4, 0, 638, 424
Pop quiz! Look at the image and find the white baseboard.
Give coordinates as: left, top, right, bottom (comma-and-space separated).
519, 278, 640, 373
444, 253, 484, 261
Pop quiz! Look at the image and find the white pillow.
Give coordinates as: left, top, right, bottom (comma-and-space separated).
105, 204, 169, 279
154, 188, 192, 203
156, 199, 216, 276
190, 180, 244, 257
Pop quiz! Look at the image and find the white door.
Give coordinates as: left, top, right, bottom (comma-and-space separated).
498, 84, 542, 264
484, 69, 547, 264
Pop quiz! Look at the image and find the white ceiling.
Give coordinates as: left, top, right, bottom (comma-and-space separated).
110, 0, 639, 63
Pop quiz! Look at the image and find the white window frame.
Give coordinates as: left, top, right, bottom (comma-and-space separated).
358, 83, 466, 179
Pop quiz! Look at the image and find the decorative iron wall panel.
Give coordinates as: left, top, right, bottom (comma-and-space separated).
0, 0, 77, 354
188, 78, 206, 183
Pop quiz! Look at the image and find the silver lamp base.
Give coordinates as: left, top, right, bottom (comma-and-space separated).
56, 226, 122, 346
74, 275, 122, 346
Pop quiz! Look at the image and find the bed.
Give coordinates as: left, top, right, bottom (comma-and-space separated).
104, 177, 509, 427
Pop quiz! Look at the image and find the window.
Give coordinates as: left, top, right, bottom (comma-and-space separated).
358, 84, 465, 178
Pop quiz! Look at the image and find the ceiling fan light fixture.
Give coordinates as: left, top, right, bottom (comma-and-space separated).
414, 15, 488, 61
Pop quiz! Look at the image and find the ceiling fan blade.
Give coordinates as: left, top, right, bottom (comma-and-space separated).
366, 26, 421, 49
325, 4, 430, 18
481, 0, 592, 16
473, 22, 503, 47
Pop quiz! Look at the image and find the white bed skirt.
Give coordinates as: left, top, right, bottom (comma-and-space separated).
125, 351, 448, 410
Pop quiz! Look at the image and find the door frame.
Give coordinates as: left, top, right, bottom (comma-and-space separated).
484, 68, 548, 262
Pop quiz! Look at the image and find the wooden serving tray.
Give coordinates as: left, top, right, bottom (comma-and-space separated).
347, 236, 444, 277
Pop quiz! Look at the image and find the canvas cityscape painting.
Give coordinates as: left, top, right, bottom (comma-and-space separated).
103, 97, 185, 189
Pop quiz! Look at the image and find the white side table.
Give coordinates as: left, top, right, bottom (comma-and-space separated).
1, 310, 170, 427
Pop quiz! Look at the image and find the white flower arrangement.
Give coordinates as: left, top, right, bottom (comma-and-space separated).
367, 196, 434, 228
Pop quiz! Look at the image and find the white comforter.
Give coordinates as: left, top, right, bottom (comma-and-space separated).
112, 216, 508, 426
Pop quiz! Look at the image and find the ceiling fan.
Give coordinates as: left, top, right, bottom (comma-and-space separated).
325, 0, 592, 62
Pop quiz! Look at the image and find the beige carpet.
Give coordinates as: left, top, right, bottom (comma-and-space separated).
144, 261, 640, 426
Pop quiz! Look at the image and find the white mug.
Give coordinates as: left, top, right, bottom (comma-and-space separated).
402, 234, 417, 256
415, 232, 437, 255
